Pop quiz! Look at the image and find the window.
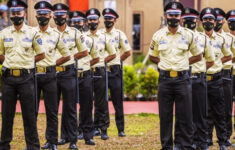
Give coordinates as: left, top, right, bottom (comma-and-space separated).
132, 12, 143, 52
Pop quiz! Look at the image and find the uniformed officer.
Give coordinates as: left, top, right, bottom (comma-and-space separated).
86, 8, 116, 140
149, 2, 203, 149
34, 1, 71, 150
207, 7, 234, 147
101, 8, 131, 137
225, 10, 235, 140
200, 7, 232, 150
52, 3, 88, 150
68, 10, 100, 145
0, 0, 45, 149
182, 7, 215, 150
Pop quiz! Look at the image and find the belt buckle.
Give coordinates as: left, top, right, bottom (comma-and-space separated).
207, 75, 212, 81
56, 66, 64, 72
170, 71, 178, 78
12, 69, 21, 77
233, 70, 235, 75
107, 66, 111, 71
37, 67, 46, 73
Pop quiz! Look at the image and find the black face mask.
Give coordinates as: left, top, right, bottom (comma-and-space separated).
167, 18, 180, 28
72, 25, 83, 31
228, 21, 235, 31
183, 20, 196, 30
88, 22, 98, 31
37, 17, 50, 27
202, 22, 214, 31
54, 17, 66, 26
0, 12, 3, 16
10, 16, 24, 26
104, 21, 114, 29
214, 23, 223, 32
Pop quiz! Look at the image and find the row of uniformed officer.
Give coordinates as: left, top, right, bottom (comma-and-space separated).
0, 0, 45, 149
149, 1, 235, 150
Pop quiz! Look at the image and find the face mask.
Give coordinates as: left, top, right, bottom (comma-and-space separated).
54, 17, 66, 26
73, 25, 83, 31
202, 21, 214, 31
167, 18, 180, 28
10, 16, 24, 26
37, 17, 50, 27
0, 12, 3, 16
183, 20, 196, 30
214, 22, 223, 32
88, 22, 98, 31
104, 20, 114, 29
228, 21, 235, 31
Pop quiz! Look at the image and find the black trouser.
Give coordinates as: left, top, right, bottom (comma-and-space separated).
222, 69, 233, 140
93, 67, 110, 131
36, 67, 58, 144
108, 65, 124, 132
77, 70, 94, 140
191, 73, 208, 148
207, 72, 226, 145
233, 75, 235, 130
57, 67, 77, 143
158, 70, 193, 150
0, 71, 40, 150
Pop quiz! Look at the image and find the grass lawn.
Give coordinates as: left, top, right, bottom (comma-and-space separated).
0, 113, 234, 150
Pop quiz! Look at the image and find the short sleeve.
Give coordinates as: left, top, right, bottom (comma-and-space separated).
75, 30, 87, 53
0, 31, 5, 55
119, 31, 131, 52
56, 33, 70, 57
33, 32, 44, 55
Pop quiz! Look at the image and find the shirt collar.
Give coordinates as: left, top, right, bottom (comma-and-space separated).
37, 26, 53, 34
55, 25, 70, 34
11, 23, 27, 33
165, 26, 183, 35
204, 31, 217, 39
87, 29, 101, 36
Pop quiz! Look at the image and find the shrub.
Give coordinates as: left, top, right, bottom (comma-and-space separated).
123, 65, 139, 100
139, 67, 159, 100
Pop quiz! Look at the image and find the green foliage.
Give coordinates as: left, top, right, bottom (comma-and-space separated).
123, 65, 159, 100
133, 53, 153, 65
139, 67, 159, 100
123, 65, 139, 100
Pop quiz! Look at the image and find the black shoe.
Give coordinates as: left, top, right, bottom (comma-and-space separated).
50, 144, 57, 150
57, 139, 68, 145
118, 131, 126, 137
207, 139, 213, 146
220, 145, 227, 150
225, 139, 234, 147
77, 133, 84, 140
101, 130, 109, 140
69, 143, 78, 150
93, 128, 101, 136
41, 142, 51, 149
85, 139, 95, 145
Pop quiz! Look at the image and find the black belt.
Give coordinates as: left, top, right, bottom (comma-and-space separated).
36, 66, 55, 73
222, 69, 232, 76
109, 65, 120, 71
5, 68, 34, 77
207, 71, 222, 81
78, 70, 91, 78
192, 72, 205, 79
159, 70, 189, 78
92, 66, 105, 72
56, 64, 74, 72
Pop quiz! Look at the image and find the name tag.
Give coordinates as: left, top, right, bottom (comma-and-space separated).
47, 40, 56, 45
86, 40, 91, 48
63, 38, 75, 43
22, 37, 32, 42
4, 38, 13, 42
213, 42, 222, 49
200, 44, 205, 48
159, 40, 167, 45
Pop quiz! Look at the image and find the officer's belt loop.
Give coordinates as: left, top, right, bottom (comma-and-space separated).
78, 72, 84, 78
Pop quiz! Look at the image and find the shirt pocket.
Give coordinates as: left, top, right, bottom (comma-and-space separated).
22, 42, 33, 56
158, 44, 168, 55
4, 42, 14, 54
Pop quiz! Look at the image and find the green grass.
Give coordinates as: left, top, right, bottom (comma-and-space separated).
0, 113, 234, 149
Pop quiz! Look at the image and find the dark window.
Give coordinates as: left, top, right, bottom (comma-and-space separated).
133, 13, 141, 51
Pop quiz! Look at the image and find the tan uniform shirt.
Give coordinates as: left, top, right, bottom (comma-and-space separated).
55, 26, 87, 66
206, 31, 232, 74
218, 30, 233, 70
149, 26, 202, 71
101, 27, 131, 66
78, 32, 99, 72
86, 30, 116, 68
0, 23, 44, 69
36, 26, 70, 67
190, 31, 215, 73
